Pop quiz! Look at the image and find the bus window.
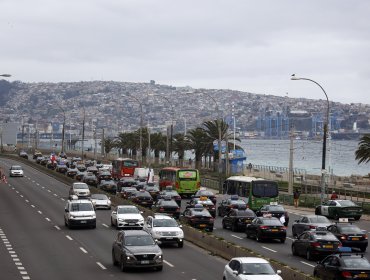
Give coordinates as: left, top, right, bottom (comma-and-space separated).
252, 182, 278, 198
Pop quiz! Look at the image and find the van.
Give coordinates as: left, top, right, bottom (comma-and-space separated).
134, 168, 150, 181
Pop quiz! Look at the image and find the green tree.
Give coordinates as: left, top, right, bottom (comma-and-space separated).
172, 133, 191, 167
355, 134, 370, 164
186, 128, 208, 169
103, 138, 116, 155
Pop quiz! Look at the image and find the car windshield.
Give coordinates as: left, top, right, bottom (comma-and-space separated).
262, 219, 282, 226
160, 200, 178, 207
343, 257, 370, 268
237, 210, 255, 217
91, 194, 108, 200
117, 207, 139, 214
197, 191, 213, 196
71, 203, 93, 211
308, 216, 330, 223
153, 219, 178, 227
268, 205, 285, 211
230, 200, 246, 205
338, 200, 357, 207
240, 263, 276, 275
124, 235, 155, 246
12, 166, 22, 170
74, 184, 89, 189
340, 225, 363, 234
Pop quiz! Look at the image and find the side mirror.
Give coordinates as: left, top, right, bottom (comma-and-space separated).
112, 211, 117, 215
65, 209, 69, 213
147, 224, 152, 228
295, 220, 299, 223
277, 270, 281, 275
232, 270, 239, 276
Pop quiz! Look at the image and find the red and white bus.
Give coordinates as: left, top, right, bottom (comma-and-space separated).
111, 158, 139, 180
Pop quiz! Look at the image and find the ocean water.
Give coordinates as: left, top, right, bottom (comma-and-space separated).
241, 139, 369, 177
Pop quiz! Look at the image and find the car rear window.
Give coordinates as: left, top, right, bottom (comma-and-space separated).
343, 257, 370, 268
309, 216, 330, 223
262, 219, 282, 226
71, 203, 93, 211
340, 225, 363, 234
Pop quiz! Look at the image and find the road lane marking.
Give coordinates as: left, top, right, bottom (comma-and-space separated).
53, 193, 58, 197
36, 183, 40, 186
262, 246, 277, 253
47, 190, 51, 193
96, 262, 107, 270
20, 195, 24, 198
42, 186, 45, 189
301, 261, 315, 267
60, 198, 65, 201
164, 260, 174, 267
54, 226, 61, 230
16, 191, 19, 193
102, 224, 109, 228
25, 199, 29, 203
287, 237, 295, 241
231, 234, 243, 240
37, 210, 42, 214
31, 205, 35, 208
45, 218, 51, 222
22, 277, 31, 280
66, 235, 73, 241
80, 247, 88, 254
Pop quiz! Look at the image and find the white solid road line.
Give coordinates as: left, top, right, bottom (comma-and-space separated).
286, 237, 295, 241
96, 262, 107, 270
301, 261, 315, 267
80, 247, 88, 254
231, 234, 244, 240
164, 260, 174, 267
262, 246, 277, 253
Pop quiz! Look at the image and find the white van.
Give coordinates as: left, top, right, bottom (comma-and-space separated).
134, 168, 149, 181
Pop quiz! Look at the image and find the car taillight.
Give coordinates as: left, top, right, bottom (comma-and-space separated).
309, 225, 317, 229
365, 234, 368, 240
341, 271, 352, 278
310, 242, 321, 248
159, 207, 164, 212
340, 235, 348, 240
211, 207, 215, 210
259, 226, 268, 230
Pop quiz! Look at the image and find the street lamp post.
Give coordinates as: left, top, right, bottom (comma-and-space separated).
291, 74, 330, 204
48, 104, 66, 153
81, 107, 86, 160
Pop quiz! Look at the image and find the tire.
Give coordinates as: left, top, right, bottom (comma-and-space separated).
218, 209, 222, 217
112, 251, 118, 266
280, 238, 286, 243
178, 241, 184, 248
91, 223, 96, 229
222, 221, 227, 229
315, 208, 321, 215
256, 233, 263, 242
120, 257, 126, 272
292, 245, 298, 256
360, 246, 367, 252
354, 216, 361, 221
292, 227, 297, 238
231, 223, 237, 232
208, 227, 213, 232
306, 249, 312, 261
64, 218, 68, 227
246, 231, 251, 239
111, 218, 114, 227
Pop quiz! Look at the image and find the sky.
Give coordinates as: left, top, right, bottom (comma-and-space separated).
1, 0, 370, 105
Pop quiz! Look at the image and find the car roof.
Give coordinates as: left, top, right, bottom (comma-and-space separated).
231, 257, 270, 264
69, 199, 93, 204
153, 214, 174, 220
117, 205, 138, 209
121, 230, 149, 237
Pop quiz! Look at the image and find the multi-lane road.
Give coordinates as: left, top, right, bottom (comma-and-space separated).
2, 157, 370, 280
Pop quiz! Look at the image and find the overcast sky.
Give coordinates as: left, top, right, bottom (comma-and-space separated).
1, 0, 369, 104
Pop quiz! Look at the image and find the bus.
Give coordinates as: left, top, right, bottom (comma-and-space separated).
158, 167, 201, 197
111, 158, 139, 180
222, 176, 279, 211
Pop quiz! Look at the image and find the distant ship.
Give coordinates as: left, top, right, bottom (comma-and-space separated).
331, 132, 361, 140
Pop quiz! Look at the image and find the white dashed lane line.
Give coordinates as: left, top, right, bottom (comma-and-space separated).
96, 262, 106, 270
301, 261, 315, 267
54, 226, 61, 230
45, 218, 51, 222
80, 247, 88, 254
261, 246, 277, 253
31, 205, 35, 208
37, 210, 42, 215
66, 235, 73, 241
102, 224, 109, 228
286, 237, 295, 241
231, 234, 244, 240
164, 260, 174, 267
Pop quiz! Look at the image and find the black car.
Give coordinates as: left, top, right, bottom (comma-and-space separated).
186, 197, 216, 218
98, 170, 112, 183
152, 197, 181, 219
256, 204, 289, 226
143, 184, 161, 200
314, 251, 370, 280
291, 230, 342, 260
327, 222, 368, 252
112, 230, 163, 271
222, 209, 256, 232
157, 190, 181, 207
130, 190, 154, 208
75, 171, 87, 181
218, 196, 247, 217
117, 178, 137, 192
56, 164, 68, 174
76, 164, 87, 172
193, 189, 217, 205
246, 217, 287, 243
292, 215, 333, 237
98, 179, 117, 194
46, 160, 57, 170
120, 187, 138, 199
83, 173, 98, 187
181, 205, 214, 232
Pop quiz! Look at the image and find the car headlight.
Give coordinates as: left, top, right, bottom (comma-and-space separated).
92, 215, 96, 219
118, 218, 124, 222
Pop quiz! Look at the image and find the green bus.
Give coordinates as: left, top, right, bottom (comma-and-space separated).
222, 176, 279, 211
158, 167, 201, 197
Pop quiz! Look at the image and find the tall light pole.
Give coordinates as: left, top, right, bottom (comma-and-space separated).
81, 107, 86, 160
291, 74, 330, 204
123, 94, 143, 163
49, 103, 66, 153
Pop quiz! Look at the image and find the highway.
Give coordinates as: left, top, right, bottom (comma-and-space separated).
0, 157, 226, 280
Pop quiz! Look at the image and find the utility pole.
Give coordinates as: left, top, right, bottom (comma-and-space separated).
81, 108, 85, 160
288, 123, 294, 194
101, 128, 105, 157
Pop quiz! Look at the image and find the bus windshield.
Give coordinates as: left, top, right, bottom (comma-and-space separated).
178, 170, 197, 180
252, 181, 278, 198
123, 161, 138, 167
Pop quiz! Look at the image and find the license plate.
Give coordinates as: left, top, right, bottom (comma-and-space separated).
352, 238, 359, 241
271, 229, 278, 232
199, 224, 206, 228
141, 260, 149, 264
323, 245, 333, 248
166, 238, 174, 240
358, 274, 368, 278
80, 220, 87, 224
129, 223, 135, 226
142, 202, 147, 204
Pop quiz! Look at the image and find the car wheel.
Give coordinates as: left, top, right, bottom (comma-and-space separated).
292, 245, 298, 256
315, 208, 321, 215
64, 218, 67, 227
218, 209, 222, 217
306, 249, 312, 261
246, 232, 251, 239
178, 241, 184, 248
256, 233, 263, 242
222, 221, 226, 229
111, 218, 114, 227
292, 227, 297, 238
208, 227, 213, 232
120, 257, 126, 272
91, 223, 96, 229
112, 251, 118, 266
360, 246, 367, 252
354, 216, 361, 221
231, 223, 237, 232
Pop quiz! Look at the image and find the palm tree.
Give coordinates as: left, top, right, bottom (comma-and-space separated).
172, 133, 191, 167
103, 138, 116, 156
150, 132, 166, 164
115, 132, 130, 157
186, 127, 208, 169
355, 134, 370, 164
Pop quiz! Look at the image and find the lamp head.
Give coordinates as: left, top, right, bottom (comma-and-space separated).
0, 74, 11, 77
291, 74, 300, 80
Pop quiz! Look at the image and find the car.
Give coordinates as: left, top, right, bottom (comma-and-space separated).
98, 179, 117, 194
90, 193, 111, 209
143, 184, 160, 200
56, 163, 68, 174
76, 163, 87, 172
157, 189, 181, 206
46, 160, 57, 170
19, 151, 29, 159
9, 165, 24, 177
58, 152, 68, 159
117, 177, 137, 192
110, 205, 144, 229
292, 215, 333, 237
223, 257, 282, 280
97, 170, 112, 183
35, 156, 44, 163
64, 197, 96, 229
69, 182, 91, 199
222, 208, 256, 232
314, 250, 370, 279
327, 221, 368, 252
119, 187, 138, 199
144, 214, 184, 248
33, 151, 43, 160
66, 167, 78, 178
218, 196, 247, 217
246, 216, 287, 243
82, 172, 98, 186
315, 200, 363, 220
134, 181, 147, 191
86, 165, 99, 175
181, 204, 214, 232
193, 189, 217, 205
112, 230, 163, 271
186, 196, 216, 218
292, 230, 342, 260
152, 197, 181, 219
256, 204, 289, 226
75, 170, 87, 181
40, 156, 49, 166
130, 190, 154, 208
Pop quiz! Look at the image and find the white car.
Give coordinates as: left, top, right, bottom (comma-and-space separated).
64, 197, 96, 229
9, 165, 24, 177
69, 182, 90, 199
110, 205, 144, 229
144, 214, 184, 248
223, 257, 282, 280
90, 194, 111, 210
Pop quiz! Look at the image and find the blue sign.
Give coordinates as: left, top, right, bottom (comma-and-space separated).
213, 140, 226, 153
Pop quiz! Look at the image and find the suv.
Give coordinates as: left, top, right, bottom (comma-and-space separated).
9, 165, 24, 177
69, 182, 91, 199
64, 197, 96, 228
110, 205, 144, 229
112, 230, 163, 271
144, 214, 184, 248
